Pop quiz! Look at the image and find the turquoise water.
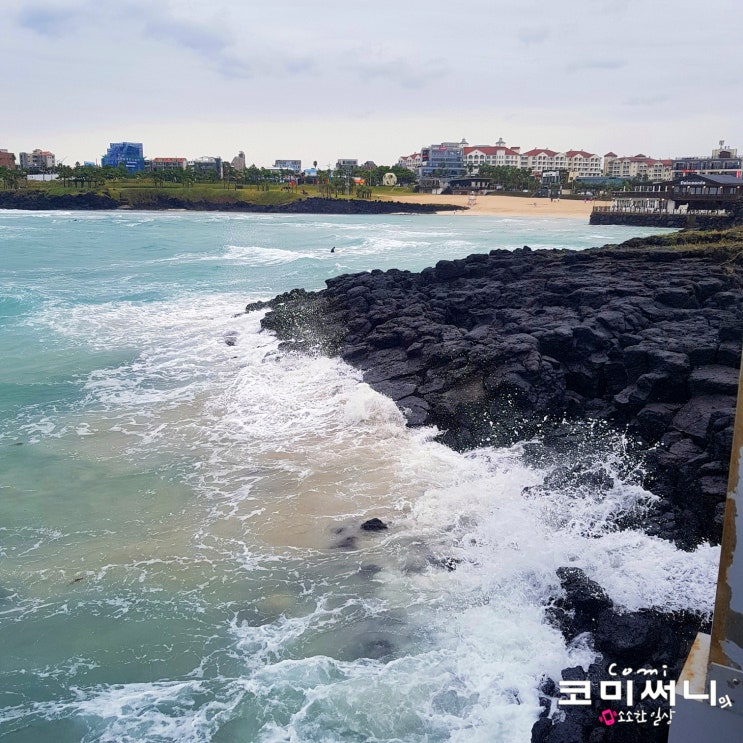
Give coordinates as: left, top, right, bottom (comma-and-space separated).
0, 211, 719, 741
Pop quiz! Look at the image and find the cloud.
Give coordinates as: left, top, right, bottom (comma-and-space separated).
517, 26, 549, 46
566, 59, 626, 72
624, 94, 670, 107
16, 2, 86, 37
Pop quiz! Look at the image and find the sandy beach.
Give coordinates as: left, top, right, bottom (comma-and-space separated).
378, 192, 610, 218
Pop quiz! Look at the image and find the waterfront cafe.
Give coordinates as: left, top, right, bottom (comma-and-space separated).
607, 174, 743, 214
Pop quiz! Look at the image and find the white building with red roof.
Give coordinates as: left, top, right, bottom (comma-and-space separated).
565, 150, 603, 178
462, 138, 521, 170
397, 152, 422, 171
604, 153, 673, 180
519, 148, 602, 178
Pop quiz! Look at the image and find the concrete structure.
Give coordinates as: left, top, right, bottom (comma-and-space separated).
19, 149, 56, 171
335, 158, 358, 171
418, 140, 467, 179
150, 157, 187, 171
273, 159, 301, 171
673, 141, 742, 178
189, 156, 223, 179
231, 151, 246, 171
102, 142, 145, 173
0, 149, 16, 169
604, 152, 673, 181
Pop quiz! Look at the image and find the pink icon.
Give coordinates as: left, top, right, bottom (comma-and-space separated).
599, 709, 617, 726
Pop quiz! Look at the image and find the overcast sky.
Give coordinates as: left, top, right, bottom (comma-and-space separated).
2, 0, 741, 167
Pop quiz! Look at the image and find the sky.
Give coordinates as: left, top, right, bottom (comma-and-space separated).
2, 0, 742, 168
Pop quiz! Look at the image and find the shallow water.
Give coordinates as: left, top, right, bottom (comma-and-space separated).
0, 211, 717, 741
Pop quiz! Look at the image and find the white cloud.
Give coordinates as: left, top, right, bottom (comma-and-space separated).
3, 0, 743, 166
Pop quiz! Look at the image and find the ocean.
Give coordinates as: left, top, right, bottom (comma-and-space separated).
0, 210, 720, 742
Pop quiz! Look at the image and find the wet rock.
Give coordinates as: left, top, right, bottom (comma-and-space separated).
260, 239, 743, 552
360, 518, 389, 532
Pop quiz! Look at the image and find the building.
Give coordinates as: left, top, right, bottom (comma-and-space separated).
102, 142, 145, 173
335, 159, 358, 171
518, 148, 602, 178
606, 174, 743, 214
189, 156, 222, 179
447, 176, 493, 194
273, 159, 301, 172
0, 149, 16, 168
564, 150, 603, 179
419, 141, 467, 178
19, 149, 56, 171
519, 148, 563, 174
672, 141, 742, 177
149, 157, 187, 171
463, 138, 521, 171
231, 151, 246, 172
398, 152, 422, 172
604, 153, 673, 181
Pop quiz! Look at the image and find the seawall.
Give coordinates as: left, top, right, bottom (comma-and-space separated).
590, 210, 736, 229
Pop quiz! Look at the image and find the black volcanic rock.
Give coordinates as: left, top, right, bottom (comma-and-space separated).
254, 235, 743, 743
258, 242, 743, 548
0, 191, 462, 215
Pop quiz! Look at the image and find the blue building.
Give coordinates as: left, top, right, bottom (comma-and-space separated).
101, 142, 145, 173
418, 140, 467, 180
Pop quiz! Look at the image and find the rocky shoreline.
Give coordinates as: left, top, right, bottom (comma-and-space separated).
252, 229, 743, 742
0, 190, 461, 215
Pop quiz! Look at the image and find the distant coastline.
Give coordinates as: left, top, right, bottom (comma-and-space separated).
0, 189, 614, 219
0, 190, 462, 216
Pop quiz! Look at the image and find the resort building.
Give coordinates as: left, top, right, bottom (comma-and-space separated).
19, 149, 56, 171
0, 149, 16, 168
519, 148, 602, 178
672, 141, 742, 177
102, 142, 145, 173
463, 139, 521, 171
564, 150, 603, 179
398, 152, 422, 172
604, 153, 673, 181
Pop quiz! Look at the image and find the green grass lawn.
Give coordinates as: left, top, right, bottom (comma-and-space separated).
21, 179, 418, 207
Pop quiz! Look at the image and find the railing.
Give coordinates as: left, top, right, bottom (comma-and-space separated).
592, 205, 731, 216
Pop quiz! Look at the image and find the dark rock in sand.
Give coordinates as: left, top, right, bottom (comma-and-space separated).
360, 518, 389, 531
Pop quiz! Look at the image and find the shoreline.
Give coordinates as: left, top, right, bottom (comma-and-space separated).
377, 192, 610, 219
0, 190, 608, 220
255, 228, 743, 742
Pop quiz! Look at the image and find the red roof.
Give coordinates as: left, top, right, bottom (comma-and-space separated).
604, 152, 618, 157
463, 146, 520, 157
565, 150, 596, 158
522, 148, 558, 157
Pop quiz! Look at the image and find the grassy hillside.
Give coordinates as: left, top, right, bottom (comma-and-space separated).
18, 179, 417, 208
